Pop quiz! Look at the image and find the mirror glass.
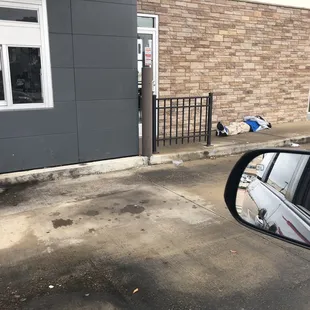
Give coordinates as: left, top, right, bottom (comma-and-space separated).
237, 152, 310, 246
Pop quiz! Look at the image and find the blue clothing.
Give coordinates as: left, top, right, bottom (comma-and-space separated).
244, 120, 260, 132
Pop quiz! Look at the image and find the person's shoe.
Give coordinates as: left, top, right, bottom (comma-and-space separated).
217, 122, 228, 136
217, 122, 225, 131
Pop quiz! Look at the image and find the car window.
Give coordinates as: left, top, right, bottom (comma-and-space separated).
267, 153, 302, 197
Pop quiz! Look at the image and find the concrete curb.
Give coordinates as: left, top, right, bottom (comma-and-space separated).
0, 156, 149, 186
1, 135, 310, 185
150, 135, 310, 165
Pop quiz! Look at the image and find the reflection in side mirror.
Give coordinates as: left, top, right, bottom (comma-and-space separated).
226, 150, 310, 249
256, 164, 264, 172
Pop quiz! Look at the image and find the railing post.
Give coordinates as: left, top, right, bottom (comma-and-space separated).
207, 92, 213, 146
152, 94, 157, 153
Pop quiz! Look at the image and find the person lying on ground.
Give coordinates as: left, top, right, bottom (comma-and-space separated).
216, 116, 272, 136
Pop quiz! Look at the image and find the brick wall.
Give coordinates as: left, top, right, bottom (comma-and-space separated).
138, 0, 310, 126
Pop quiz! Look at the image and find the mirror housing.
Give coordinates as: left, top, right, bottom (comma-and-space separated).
224, 148, 310, 249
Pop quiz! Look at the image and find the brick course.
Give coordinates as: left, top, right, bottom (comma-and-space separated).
138, 0, 310, 126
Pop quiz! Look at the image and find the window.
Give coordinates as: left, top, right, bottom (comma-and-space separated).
0, 7, 38, 22
9, 47, 43, 104
267, 153, 303, 196
137, 16, 154, 28
0, 0, 53, 111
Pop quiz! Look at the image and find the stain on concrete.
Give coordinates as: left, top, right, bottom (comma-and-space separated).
69, 170, 80, 179
192, 205, 198, 209
0, 180, 39, 206
120, 205, 145, 215
84, 210, 99, 217
51, 212, 60, 216
139, 199, 149, 204
52, 219, 73, 229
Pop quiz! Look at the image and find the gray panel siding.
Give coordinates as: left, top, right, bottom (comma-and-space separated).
49, 34, 74, 68
78, 128, 138, 162
72, 0, 139, 162
0, 0, 138, 173
52, 68, 76, 102
71, 0, 137, 37
0, 102, 77, 139
0, 133, 79, 173
46, 0, 72, 34
75, 69, 137, 101
73, 35, 136, 69
77, 99, 138, 131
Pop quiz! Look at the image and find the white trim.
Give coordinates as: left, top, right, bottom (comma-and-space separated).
0, 103, 47, 111
39, 0, 53, 109
0, 0, 53, 111
0, 0, 42, 5
238, 0, 310, 10
2, 45, 12, 107
307, 88, 310, 117
0, 1, 40, 10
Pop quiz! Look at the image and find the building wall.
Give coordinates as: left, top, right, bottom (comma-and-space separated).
138, 0, 310, 126
0, 0, 138, 173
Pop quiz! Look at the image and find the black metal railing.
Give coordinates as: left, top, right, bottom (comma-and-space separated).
152, 93, 213, 153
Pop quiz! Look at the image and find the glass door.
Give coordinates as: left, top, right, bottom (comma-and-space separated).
137, 29, 157, 136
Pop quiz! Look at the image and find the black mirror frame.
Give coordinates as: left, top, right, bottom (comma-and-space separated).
224, 148, 310, 250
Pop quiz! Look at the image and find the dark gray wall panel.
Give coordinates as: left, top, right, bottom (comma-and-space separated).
73, 35, 136, 69
0, 133, 79, 173
77, 99, 137, 131
78, 128, 138, 162
0, 102, 77, 139
0, 0, 138, 173
52, 68, 76, 102
71, 0, 137, 37
46, 0, 72, 34
75, 69, 137, 101
50, 34, 74, 68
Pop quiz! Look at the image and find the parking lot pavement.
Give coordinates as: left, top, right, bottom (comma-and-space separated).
0, 155, 310, 309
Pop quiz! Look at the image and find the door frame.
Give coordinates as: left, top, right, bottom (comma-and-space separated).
137, 13, 159, 97
137, 14, 159, 137
307, 88, 310, 120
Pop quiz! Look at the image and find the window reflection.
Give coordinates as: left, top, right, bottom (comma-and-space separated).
267, 153, 302, 196
0, 7, 38, 23
9, 47, 42, 104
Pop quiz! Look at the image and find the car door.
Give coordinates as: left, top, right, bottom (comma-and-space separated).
243, 178, 282, 226
264, 154, 310, 242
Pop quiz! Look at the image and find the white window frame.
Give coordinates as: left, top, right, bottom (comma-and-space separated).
0, 0, 53, 111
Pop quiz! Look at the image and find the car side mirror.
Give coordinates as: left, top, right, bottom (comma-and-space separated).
224, 149, 310, 249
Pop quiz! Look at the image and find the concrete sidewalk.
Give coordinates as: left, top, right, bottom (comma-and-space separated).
150, 121, 310, 165
1, 121, 309, 185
